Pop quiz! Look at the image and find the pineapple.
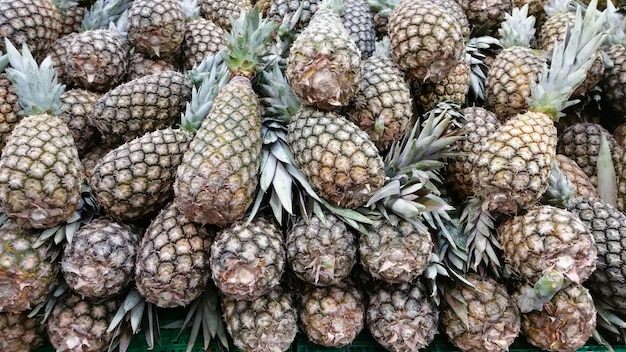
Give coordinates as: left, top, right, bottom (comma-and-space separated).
286, 1, 362, 110
125, 51, 178, 81
199, 0, 253, 29
554, 154, 598, 199
416, 54, 471, 112
345, 37, 413, 152
483, 4, 545, 121
0, 55, 20, 154
441, 273, 521, 352
180, 0, 226, 70
268, 0, 321, 32
135, 202, 214, 307
210, 216, 286, 300
60, 3, 87, 35
174, 7, 275, 226
299, 280, 365, 347
222, 288, 298, 352
472, 0, 607, 215
80, 142, 112, 179
286, 210, 357, 286
61, 218, 140, 299
0, 39, 83, 230
341, 0, 377, 59
366, 280, 439, 352
0, 311, 45, 351
127, 0, 186, 58
458, 0, 514, 32
601, 41, 626, 116
46, 291, 120, 352
58, 88, 101, 156
0, 219, 60, 312
516, 284, 597, 351
386, 0, 465, 83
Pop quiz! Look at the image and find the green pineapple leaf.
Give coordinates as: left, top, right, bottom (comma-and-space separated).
81, 0, 133, 31
498, 4, 536, 48
541, 161, 575, 208
598, 128, 618, 206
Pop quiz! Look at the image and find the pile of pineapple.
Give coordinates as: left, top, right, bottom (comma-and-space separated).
1, 0, 626, 350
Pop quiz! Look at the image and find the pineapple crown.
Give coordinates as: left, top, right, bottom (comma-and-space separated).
498, 4, 537, 48
107, 9, 128, 37
180, 0, 201, 20
373, 36, 392, 56
529, 0, 608, 119
81, 0, 133, 31
181, 53, 231, 132
368, 0, 400, 20
4, 39, 64, 117
318, 0, 347, 16
465, 36, 502, 104
52, 0, 80, 15
540, 161, 575, 208
544, 0, 573, 17
605, 0, 626, 46
222, 6, 278, 78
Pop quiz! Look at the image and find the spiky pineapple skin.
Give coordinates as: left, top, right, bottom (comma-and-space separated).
268, 0, 320, 31
223, 288, 298, 352
286, 7, 361, 110
567, 196, 626, 312
0, 114, 83, 229
127, 0, 186, 58
518, 284, 596, 352
61, 218, 140, 299
460, 0, 513, 31
181, 17, 226, 70
59, 5, 85, 36
417, 54, 471, 111
90, 127, 192, 221
341, 0, 376, 60
600, 43, 626, 116
442, 274, 521, 352
46, 292, 120, 352
125, 52, 178, 81
66, 29, 130, 92
90, 71, 193, 147
288, 106, 385, 209
472, 111, 557, 214
0, 219, 59, 313
0, 0, 61, 58
59, 88, 101, 156
0, 73, 20, 154
300, 281, 365, 348
135, 202, 213, 307
199, 0, 253, 29
210, 217, 285, 300
497, 204, 597, 285
174, 76, 261, 226
387, 0, 465, 83
359, 218, 433, 284
286, 212, 357, 286
367, 280, 439, 352
0, 311, 45, 351
346, 53, 413, 152
484, 47, 544, 121
48, 33, 79, 87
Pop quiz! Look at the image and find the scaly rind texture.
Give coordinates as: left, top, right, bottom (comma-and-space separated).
61, 218, 140, 299
286, 212, 356, 286
135, 202, 213, 308
125, 52, 178, 81
367, 280, 439, 352
210, 217, 285, 300
46, 292, 120, 352
66, 29, 130, 92
484, 46, 545, 121
497, 205, 597, 285
181, 17, 226, 70
90, 128, 192, 221
222, 289, 298, 352
90, 71, 193, 147
567, 196, 626, 311
417, 55, 471, 111
287, 106, 385, 209
300, 282, 365, 348
347, 54, 412, 152
0, 220, 59, 313
127, 0, 186, 57
442, 274, 521, 352
341, 0, 377, 59
199, 0, 253, 29
0, 0, 61, 58
0, 114, 82, 229
286, 7, 362, 110
0, 311, 45, 352
59, 88, 101, 156
554, 154, 598, 199
358, 218, 433, 284
387, 0, 465, 83
472, 111, 557, 214
0, 73, 20, 154
518, 284, 596, 352
600, 43, 626, 115
174, 76, 261, 226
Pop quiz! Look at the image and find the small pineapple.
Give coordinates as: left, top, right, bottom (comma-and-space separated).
180, 0, 226, 70
210, 216, 286, 300
1, 39, 83, 230
126, 0, 186, 58
299, 280, 365, 348
61, 218, 140, 299
286, 1, 362, 110
0, 311, 45, 351
386, 0, 465, 83
135, 202, 214, 307
222, 288, 298, 352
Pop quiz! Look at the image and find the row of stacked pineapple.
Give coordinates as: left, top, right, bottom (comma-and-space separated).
0, 0, 626, 350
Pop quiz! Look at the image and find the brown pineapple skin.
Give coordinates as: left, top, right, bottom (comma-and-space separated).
417, 54, 471, 111
127, 0, 186, 58
600, 43, 626, 116
0, 0, 61, 58
125, 52, 178, 81
181, 17, 225, 70
0, 73, 20, 154
199, 0, 253, 30
59, 88, 101, 156
0, 311, 45, 351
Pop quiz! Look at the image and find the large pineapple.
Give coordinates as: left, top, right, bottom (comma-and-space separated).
135, 201, 214, 307
472, 1, 607, 215
127, 0, 186, 58
174, 7, 274, 226
0, 39, 83, 230
286, 1, 361, 110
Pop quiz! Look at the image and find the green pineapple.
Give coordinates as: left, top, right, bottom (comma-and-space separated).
286, 1, 362, 110
127, 0, 186, 58
0, 39, 83, 230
